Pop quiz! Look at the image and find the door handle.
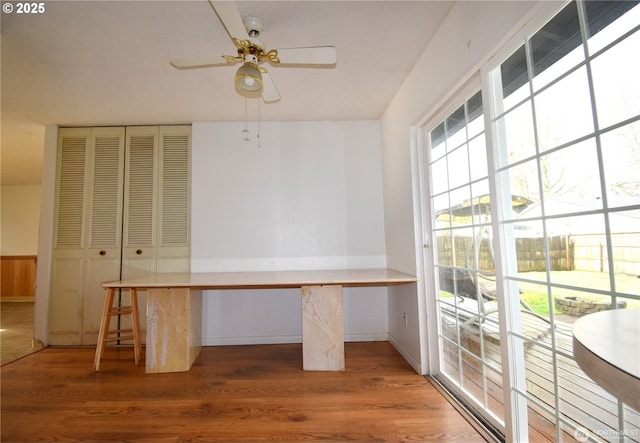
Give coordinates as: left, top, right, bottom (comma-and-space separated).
136, 249, 142, 255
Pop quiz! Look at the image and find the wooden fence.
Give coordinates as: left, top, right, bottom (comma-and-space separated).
436, 235, 573, 272
516, 235, 573, 272
436, 233, 640, 275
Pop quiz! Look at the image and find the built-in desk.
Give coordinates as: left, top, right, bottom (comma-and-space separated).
102, 269, 417, 374
572, 309, 640, 411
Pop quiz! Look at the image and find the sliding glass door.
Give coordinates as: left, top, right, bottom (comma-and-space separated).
421, 1, 640, 441
424, 89, 510, 433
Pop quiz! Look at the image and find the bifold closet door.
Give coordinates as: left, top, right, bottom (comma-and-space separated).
120, 126, 192, 339
121, 125, 192, 277
50, 125, 190, 345
122, 126, 158, 281
50, 127, 125, 345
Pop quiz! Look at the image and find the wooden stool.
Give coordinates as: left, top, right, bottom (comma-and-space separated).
93, 287, 142, 372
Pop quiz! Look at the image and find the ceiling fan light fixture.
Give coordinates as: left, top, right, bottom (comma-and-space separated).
171, 2, 337, 103
234, 59, 263, 93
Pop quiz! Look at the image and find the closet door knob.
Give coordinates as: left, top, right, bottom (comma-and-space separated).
136, 249, 142, 255
99, 250, 106, 256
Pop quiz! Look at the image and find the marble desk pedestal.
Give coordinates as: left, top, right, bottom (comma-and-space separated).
146, 287, 202, 373
302, 285, 344, 371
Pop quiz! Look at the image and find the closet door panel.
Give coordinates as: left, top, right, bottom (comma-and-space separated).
123, 126, 158, 267
83, 254, 123, 344
49, 258, 84, 345
122, 126, 159, 337
82, 128, 125, 344
50, 128, 90, 344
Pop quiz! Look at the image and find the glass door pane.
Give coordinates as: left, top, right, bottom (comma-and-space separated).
426, 91, 507, 430
492, 2, 640, 440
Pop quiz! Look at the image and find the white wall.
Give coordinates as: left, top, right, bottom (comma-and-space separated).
380, 1, 540, 373
0, 185, 42, 255
191, 121, 389, 345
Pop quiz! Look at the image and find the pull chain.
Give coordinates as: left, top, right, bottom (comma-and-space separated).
257, 98, 261, 148
242, 96, 250, 141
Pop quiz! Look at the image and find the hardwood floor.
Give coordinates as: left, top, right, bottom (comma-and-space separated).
0, 302, 41, 365
1, 342, 486, 442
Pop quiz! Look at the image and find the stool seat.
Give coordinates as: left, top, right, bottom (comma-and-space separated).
93, 287, 142, 372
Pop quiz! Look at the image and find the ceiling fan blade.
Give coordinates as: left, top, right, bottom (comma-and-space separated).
261, 71, 280, 103
274, 46, 337, 65
170, 56, 236, 69
209, 0, 249, 40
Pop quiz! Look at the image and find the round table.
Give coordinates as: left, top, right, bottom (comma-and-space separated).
572, 308, 640, 412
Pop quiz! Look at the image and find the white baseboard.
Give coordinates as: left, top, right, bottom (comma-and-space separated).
202, 335, 301, 346
202, 332, 390, 347
345, 332, 389, 342
388, 334, 422, 374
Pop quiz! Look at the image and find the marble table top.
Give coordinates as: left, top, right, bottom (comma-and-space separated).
102, 268, 417, 289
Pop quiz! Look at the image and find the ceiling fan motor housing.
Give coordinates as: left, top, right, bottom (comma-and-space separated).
243, 16, 263, 37
236, 39, 267, 60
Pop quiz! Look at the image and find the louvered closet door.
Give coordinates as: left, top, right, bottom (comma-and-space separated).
121, 127, 159, 339
50, 128, 91, 345
50, 127, 125, 345
122, 126, 158, 278
121, 126, 192, 276
157, 126, 191, 272
82, 127, 125, 344
120, 125, 191, 337
50, 125, 190, 345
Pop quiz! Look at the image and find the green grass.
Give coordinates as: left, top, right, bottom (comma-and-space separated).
438, 271, 640, 316
519, 271, 640, 315
519, 291, 554, 315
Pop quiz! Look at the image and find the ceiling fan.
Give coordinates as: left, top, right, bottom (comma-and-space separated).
170, 0, 337, 103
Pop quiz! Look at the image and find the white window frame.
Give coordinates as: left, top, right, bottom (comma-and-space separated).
413, 0, 640, 440
416, 75, 519, 436
479, 0, 638, 440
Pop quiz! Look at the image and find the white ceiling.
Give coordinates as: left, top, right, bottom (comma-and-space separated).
1, 0, 454, 185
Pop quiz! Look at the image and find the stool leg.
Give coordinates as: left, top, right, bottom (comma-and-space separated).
94, 288, 116, 372
130, 288, 142, 365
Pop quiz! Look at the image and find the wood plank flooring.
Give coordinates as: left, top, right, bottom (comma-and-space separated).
0, 302, 41, 365
1, 342, 486, 443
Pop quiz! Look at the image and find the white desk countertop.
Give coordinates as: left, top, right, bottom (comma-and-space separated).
102, 268, 417, 289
